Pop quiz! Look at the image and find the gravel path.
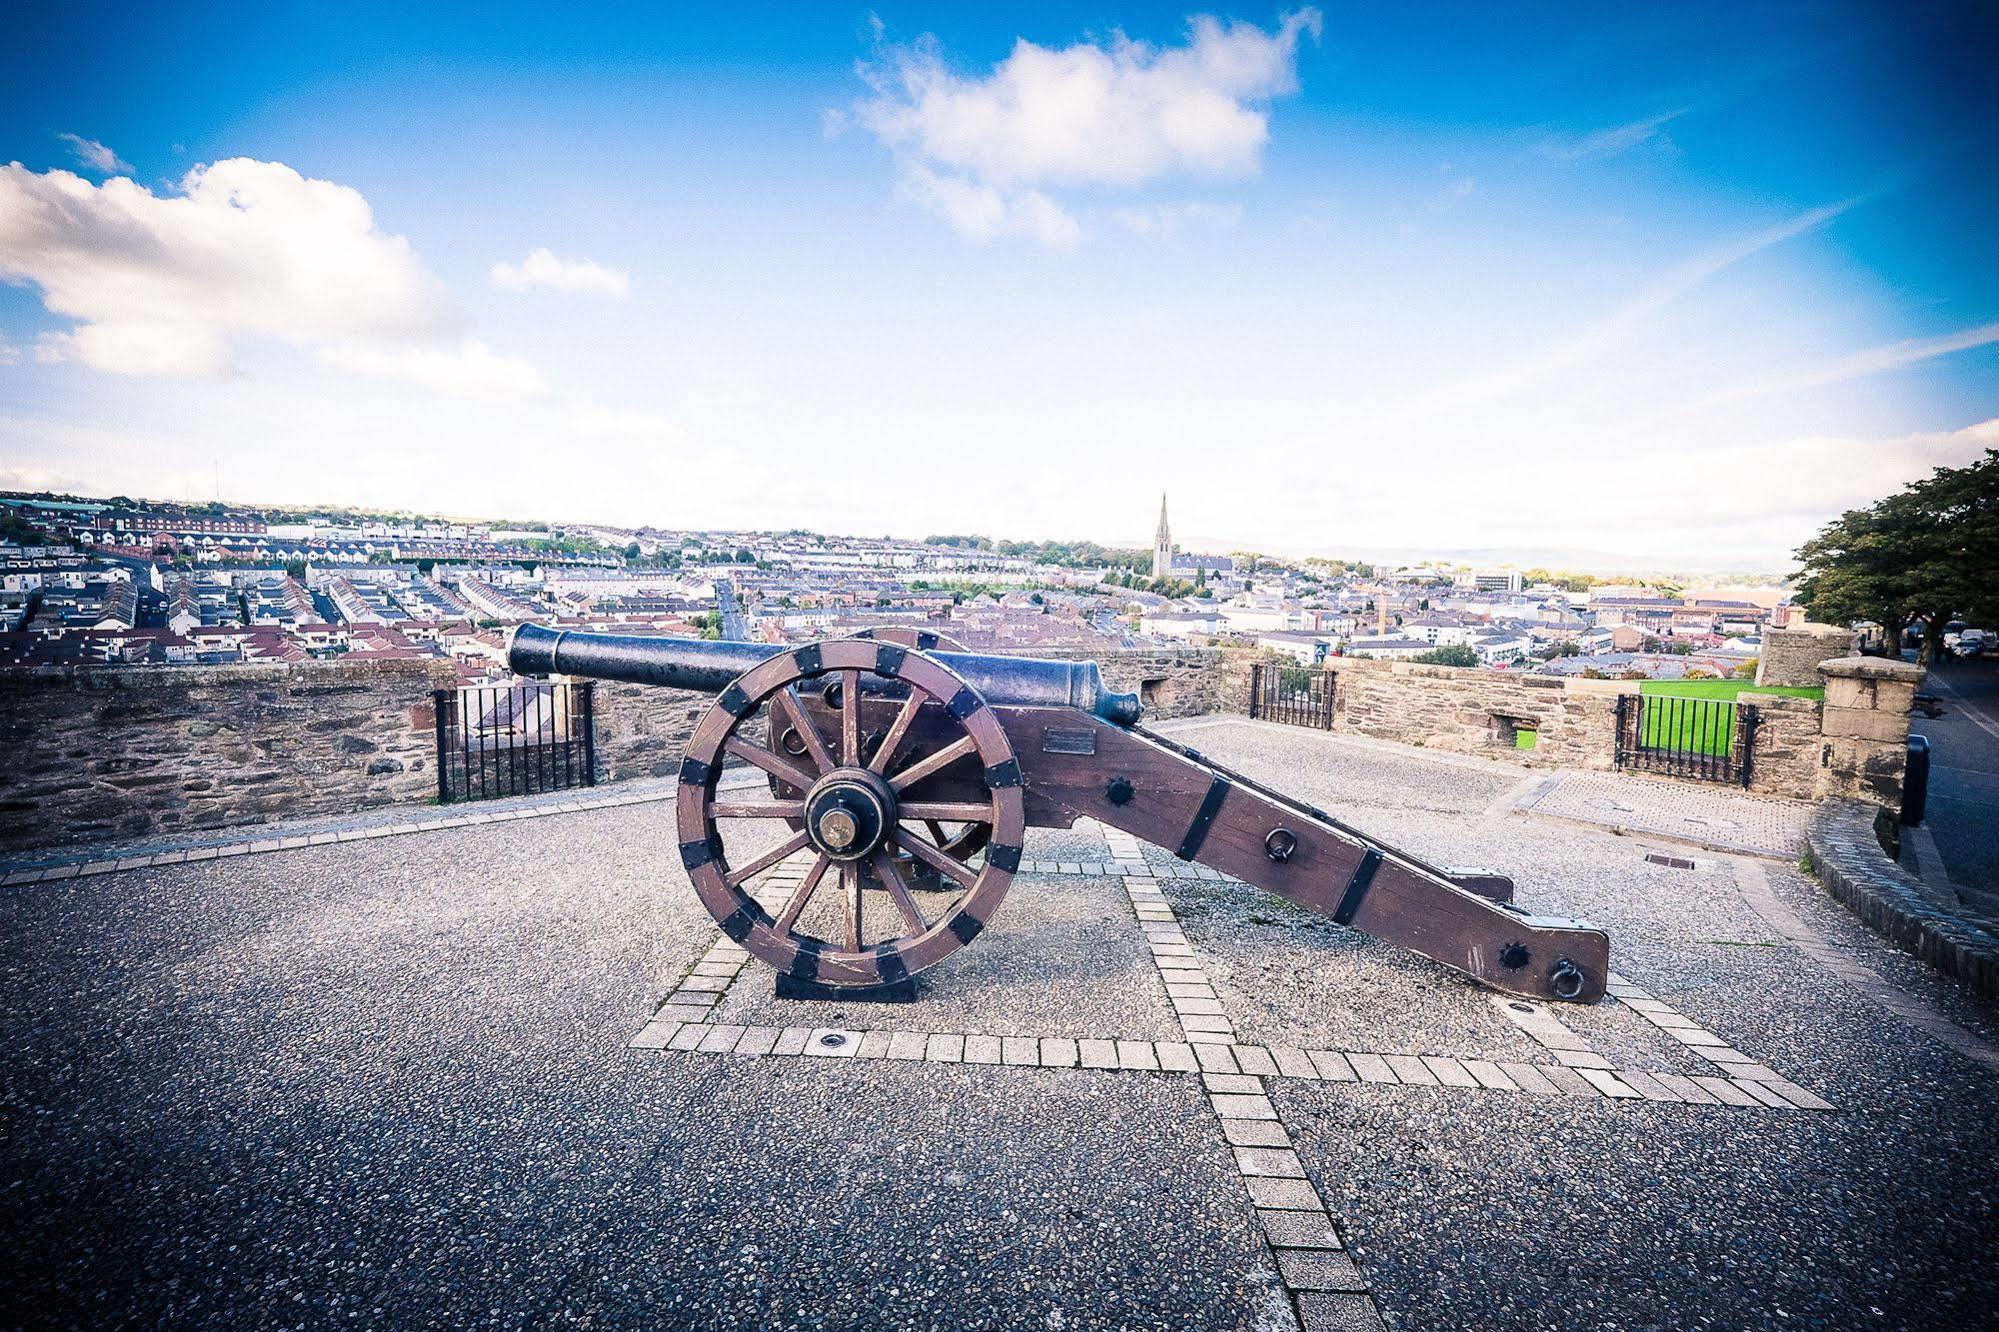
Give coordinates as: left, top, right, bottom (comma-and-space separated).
5, 718, 1995, 1330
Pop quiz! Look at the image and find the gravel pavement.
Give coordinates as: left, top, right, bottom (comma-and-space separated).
5, 718, 1996, 1330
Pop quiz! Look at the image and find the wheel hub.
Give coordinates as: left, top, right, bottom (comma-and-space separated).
803, 768, 895, 861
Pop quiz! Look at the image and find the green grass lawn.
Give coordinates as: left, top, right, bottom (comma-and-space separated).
1633, 679, 1823, 757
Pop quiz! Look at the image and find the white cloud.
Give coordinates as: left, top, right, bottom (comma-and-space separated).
899, 165, 1082, 248
489, 247, 630, 297
1112, 201, 1242, 236
1669, 319, 1999, 416
318, 339, 550, 399
1541, 107, 1690, 162
0, 156, 551, 398
0, 335, 18, 366
0, 157, 452, 376
56, 133, 132, 176
852, 10, 1318, 245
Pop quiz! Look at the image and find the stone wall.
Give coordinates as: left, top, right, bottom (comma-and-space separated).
1021, 645, 1250, 721
1740, 694, 1821, 801
1816, 656, 1923, 814
1757, 623, 1856, 688
1325, 657, 1625, 769
592, 680, 713, 783
0, 658, 455, 856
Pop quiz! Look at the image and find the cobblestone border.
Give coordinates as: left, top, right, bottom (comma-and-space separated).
1804, 800, 1999, 1001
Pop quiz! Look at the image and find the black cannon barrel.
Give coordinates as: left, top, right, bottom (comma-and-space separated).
508, 623, 1141, 726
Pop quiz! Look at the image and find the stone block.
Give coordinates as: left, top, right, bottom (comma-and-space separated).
1820, 706, 1906, 744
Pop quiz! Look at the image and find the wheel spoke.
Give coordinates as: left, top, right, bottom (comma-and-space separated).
899, 801, 994, 822
709, 799, 804, 820
867, 691, 926, 775
770, 687, 835, 775
840, 668, 861, 767
896, 827, 980, 888
872, 850, 929, 934
723, 737, 815, 794
723, 829, 812, 888
888, 734, 977, 792
841, 863, 862, 951
924, 819, 950, 845
772, 855, 833, 935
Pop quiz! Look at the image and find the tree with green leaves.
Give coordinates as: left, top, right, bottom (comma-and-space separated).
1794, 449, 1999, 664
1412, 644, 1480, 667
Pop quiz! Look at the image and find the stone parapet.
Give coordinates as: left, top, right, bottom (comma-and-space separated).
1814, 656, 1922, 813
1805, 799, 1999, 1000
0, 657, 457, 856
1757, 623, 1856, 688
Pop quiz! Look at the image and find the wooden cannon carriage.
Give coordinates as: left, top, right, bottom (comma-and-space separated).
509, 624, 1609, 1005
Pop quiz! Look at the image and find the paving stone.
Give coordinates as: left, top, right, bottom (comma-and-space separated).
1203, 1073, 1262, 1095
1223, 1119, 1293, 1149
1735, 1078, 1797, 1109
963, 1035, 1003, 1065
694, 1024, 745, 1054
1310, 1051, 1358, 1082
1273, 1047, 1320, 1079
808, 1029, 861, 1058
1194, 1044, 1241, 1074
1180, 1014, 1236, 1035
1539, 1065, 1596, 1096
1001, 1036, 1039, 1066
629, 1020, 682, 1050
1420, 1055, 1480, 1088
1039, 1037, 1079, 1068
1078, 1038, 1119, 1069
1691, 1075, 1760, 1107
1651, 1072, 1719, 1105
1258, 1209, 1341, 1250
1577, 1068, 1640, 1099
885, 1031, 929, 1061
1760, 1078, 1837, 1112
1461, 1059, 1518, 1091
1345, 1053, 1397, 1084
1296, 1291, 1388, 1332
1154, 1042, 1199, 1072
661, 992, 721, 1013
1233, 1146, 1305, 1178
668, 1024, 710, 1051
1209, 1093, 1278, 1121
1382, 1055, 1438, 1086
1171, 995, 1227, 1015
924, 1033, 964, 1063
1552, 1048, 1614, 1070
1246, 1176, 1324, 1210
733, 1026, 781, 1057
772, 1027, 812, 1056
1234, 1046, 1280, 1077
1277, 1247, 1369, 1292
1165, 982, 1216, 999
1113, 1040, 1159, 1071
857, 1031, 895, 1060
1614, 1068, 1683, 1102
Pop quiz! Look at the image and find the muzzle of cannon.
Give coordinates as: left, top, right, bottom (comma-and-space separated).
507, 625, 1610, 1004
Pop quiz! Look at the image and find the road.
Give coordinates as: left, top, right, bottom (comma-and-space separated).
1916, 658, 1999, 893
714, 578, 748, 640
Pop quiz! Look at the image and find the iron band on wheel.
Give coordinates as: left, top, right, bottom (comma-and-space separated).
673, 637, 1026, 987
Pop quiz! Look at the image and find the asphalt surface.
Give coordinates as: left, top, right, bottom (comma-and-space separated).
5, 720, 1997, 1330
1916, 658, 1999, 893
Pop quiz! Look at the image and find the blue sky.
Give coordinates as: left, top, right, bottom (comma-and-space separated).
2, 2, 1995, 571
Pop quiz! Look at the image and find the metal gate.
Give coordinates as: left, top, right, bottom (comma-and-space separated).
434, 681, 596, 802
1248, 663, 1336, 729
1614, 693, 1756, 787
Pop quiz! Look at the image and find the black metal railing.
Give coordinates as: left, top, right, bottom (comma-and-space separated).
1614, 693, 1756, 788
1248, 663, 1336, 729
434, 681, 596, 803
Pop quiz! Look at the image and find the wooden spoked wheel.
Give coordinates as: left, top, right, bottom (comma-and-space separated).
853, 624, 967, 653
676, 638, 1025, 987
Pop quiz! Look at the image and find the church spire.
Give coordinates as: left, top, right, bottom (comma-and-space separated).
1152, 493, 1172, 580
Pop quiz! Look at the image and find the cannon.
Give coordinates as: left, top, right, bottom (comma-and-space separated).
509, 624, 1609, 1004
